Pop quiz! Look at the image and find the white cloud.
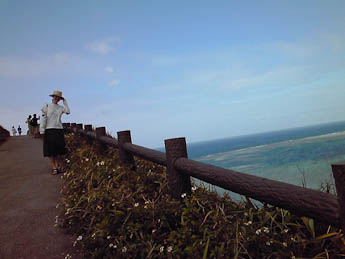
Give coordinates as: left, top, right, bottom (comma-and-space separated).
105, 66, 114, 73
86, 37, 120, 55
267, 41, 317, 59
151, 56, 182, 66
222, 65, 313, 91
142, 33, 345, 97
319, 32, 345, 53
0, 53, 97, 78
0, 52, 129, 80
265, 33, 345, 60
109, 79, 120, 87
0, 53, 73, 77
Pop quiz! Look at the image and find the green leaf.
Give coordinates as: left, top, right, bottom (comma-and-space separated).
315, 232, 338, 240
301, 217, 315, 238
201, 210, 214, 226
203, 237, 210, 259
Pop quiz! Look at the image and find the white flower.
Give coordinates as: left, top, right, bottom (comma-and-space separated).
65, 159, 70, 163
283, 229, 289, 233
65, 208, 71, 215
107, 235, 111, 240
282, 242, 287, 247
244, 221, 252, 226
145, 201, 150, 204
77, 235, 83, 241
263, 227, 270, 233
167, 246, 173, 252
85, 158, 89, 162
266, 241, 271, 246
192, 186, 197, 191
122, 246, 127, 253
181, 193, 187, 198
152, 229, 156, 234
96, 161, 105, 166
134, 203, 139, 207
160, 246, 164, 253
64, 254, 72, 259
255, 229, 261, 235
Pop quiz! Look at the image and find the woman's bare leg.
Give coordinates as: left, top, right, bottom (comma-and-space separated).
56, 155, 63, 171
49, 156, 59, 170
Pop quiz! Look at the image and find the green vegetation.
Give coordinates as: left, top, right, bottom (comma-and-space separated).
57, 133, 345, 258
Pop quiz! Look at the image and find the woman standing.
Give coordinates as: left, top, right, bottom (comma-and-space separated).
11, 126, 17, 136
41, 90, 70, 175
26, 115, 32, 135
17, 125, 22, 136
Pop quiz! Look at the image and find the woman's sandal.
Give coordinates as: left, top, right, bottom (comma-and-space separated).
52, 168, 59, 175
58, 168, 65, 174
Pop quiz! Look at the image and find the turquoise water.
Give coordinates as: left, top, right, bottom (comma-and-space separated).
187, 121, 345, 199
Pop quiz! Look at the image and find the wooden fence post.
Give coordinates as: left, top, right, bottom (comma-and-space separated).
71, 123, 77, 133
331, 162, 345, 232
96, 127, 107, 154
76, 123, 83, 135
84, 125, 92, 132
84, 124, 93, 145
117, 130, 135, 170
63, 123, 71, 133
164, 137, 191, 200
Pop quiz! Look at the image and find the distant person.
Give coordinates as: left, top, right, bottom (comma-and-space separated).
30, 114, 40, 138
17, 125, 22, 136
11, 126, 17, 136
26, 115, 32, 135
41, 90, 70, 175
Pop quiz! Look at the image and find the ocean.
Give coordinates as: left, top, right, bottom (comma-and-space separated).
185, 121, 345, 199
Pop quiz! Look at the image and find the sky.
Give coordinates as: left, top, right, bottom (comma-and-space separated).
1, 0, 345, 148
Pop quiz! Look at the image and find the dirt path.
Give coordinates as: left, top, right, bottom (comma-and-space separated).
0, 136, 83, 259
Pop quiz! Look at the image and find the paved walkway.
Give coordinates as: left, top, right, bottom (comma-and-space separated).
0, 136, 83, 259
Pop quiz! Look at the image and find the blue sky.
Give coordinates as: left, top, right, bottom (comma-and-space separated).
1, 0, 345, 148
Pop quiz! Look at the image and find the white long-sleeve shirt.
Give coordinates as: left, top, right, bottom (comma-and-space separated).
41, 99, 70, 129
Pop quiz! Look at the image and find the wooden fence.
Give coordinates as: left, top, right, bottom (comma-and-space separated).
63, 122, 345, 232
0, 126, 10, 143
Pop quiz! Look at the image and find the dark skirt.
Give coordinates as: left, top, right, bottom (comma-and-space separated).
43, 129, 67, 157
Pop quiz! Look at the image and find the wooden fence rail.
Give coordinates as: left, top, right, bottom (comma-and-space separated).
63, 123, 345, 231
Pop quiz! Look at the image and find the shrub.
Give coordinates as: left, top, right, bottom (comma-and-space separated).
57, 133, 345, 258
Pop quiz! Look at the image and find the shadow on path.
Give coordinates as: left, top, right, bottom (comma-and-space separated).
0, 136, 83, 259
